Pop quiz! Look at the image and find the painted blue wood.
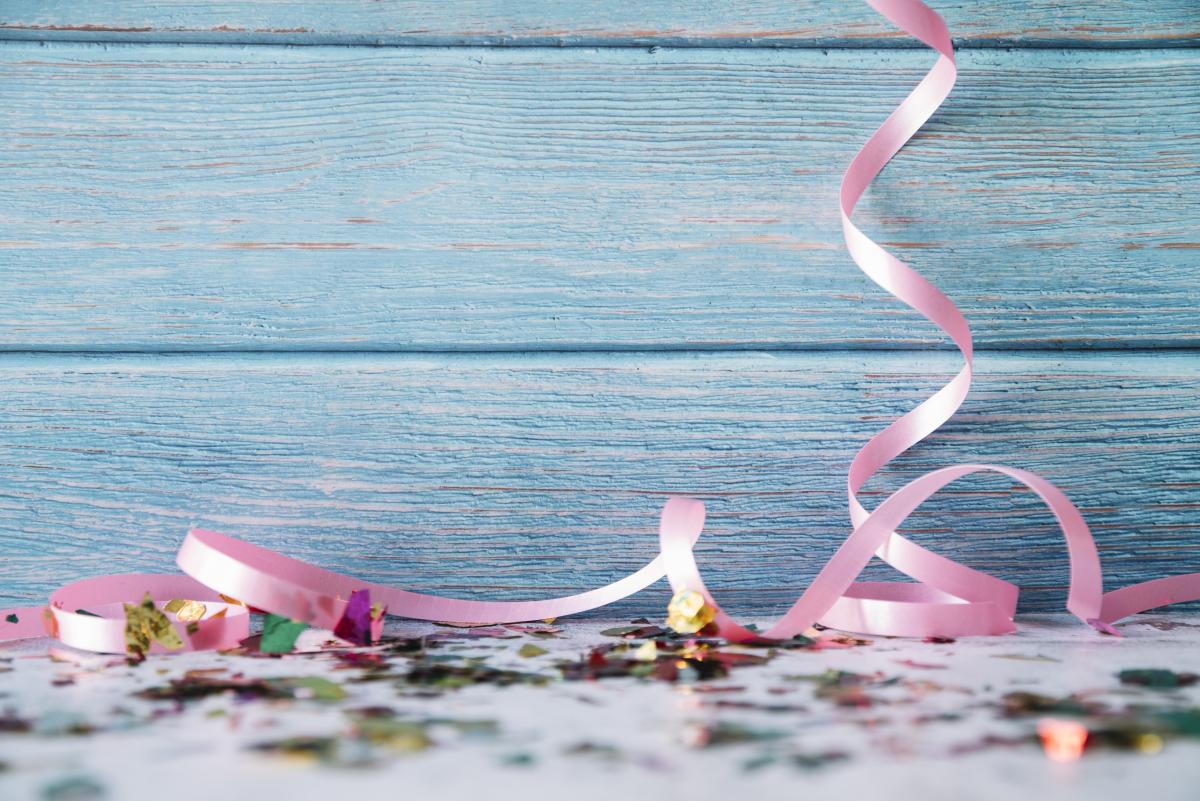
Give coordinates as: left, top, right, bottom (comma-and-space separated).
1, 1, 1197, 47
1, 351, 1197, 615
1, 2, 1197, 621
0, 45, 1196, 351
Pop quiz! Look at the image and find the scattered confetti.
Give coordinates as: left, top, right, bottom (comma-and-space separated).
3, 615, 1200, 791
137, 674, 346, 703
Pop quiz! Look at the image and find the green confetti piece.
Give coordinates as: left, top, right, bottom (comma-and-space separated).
1118, 668, 1198, 689
4, 613, 17, 624
517, 643, 548, 658
260, 614, 308, 654
282, 676, 346, 701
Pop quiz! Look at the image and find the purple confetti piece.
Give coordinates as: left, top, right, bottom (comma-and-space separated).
333, 589, 373, 646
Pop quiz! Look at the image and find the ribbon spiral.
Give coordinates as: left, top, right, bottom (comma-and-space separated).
4, 0, 1199, 654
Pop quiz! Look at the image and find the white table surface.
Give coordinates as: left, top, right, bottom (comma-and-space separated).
3, 613, 1199, 801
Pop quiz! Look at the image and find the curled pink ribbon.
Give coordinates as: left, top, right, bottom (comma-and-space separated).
4, 0, 1199, 655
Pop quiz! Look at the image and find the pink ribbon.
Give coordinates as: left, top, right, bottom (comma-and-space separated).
4, 0, 1199, 654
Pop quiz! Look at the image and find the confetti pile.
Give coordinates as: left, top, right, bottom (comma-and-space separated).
2, 613, 1200, 800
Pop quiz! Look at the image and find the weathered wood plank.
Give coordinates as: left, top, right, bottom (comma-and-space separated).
1, 45, 1196, 351
2, 351, 1197, 616
1, 1, 1197, 48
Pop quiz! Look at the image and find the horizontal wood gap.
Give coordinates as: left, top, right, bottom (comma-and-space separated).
1, 35, 1198, 50
1, 346, 1200, 356
3, 0, 1197, 51
0, 349, 1196, 370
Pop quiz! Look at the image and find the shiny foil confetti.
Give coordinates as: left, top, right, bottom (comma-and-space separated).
164, 599, 207, 623
123, 593, 184, 658
666, 589, 716, 635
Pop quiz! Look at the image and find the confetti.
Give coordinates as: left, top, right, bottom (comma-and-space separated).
633, 641, 658, 662
259, 614, 308, 654
40, 774, 106, 801
992, 653, 1060, 663
786, 669, 898, 708
350, 716, 432, 752
894, 659, 947, 670
504, 624, 562, 638
42, 607, 59, 638
1037, 718, 1088, 762
164, 599, 207, 623
398, 660, 550, 691
1001, 691, 1097, 718
4, 613, 17, 624
665, 589, 716, 635
1117, 668, 1199, 689
123, 593, 184, 659
137, 675, 345, 703
790, 751, 852, 771
333, 589, 384, 647
680, 720, 788, 748
8, 615, 1200, 785
600, 624, 671, 639
251, 736, 343, 764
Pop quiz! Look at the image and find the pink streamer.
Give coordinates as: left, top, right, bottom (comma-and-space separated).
3, 0, 1199, 654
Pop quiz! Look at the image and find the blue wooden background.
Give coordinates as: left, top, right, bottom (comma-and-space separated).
1, 2, 1197, 618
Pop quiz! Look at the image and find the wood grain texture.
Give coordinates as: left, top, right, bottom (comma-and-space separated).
1, 45, 1197, 351
1, 1, 1197, 48
3, 351, 1197, 616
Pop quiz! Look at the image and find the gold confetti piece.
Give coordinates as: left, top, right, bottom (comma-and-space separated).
517, 643, 548, 658
165, 598, 206, 621
174, 601, 207, 623
218, 594, 245, 607
666, 589, 716, 635
42, 607, 59, 638
1136, 733, 1164, 755
124, 593, 184, 658
633, 640, 658, 662
210, 607, 228, 620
